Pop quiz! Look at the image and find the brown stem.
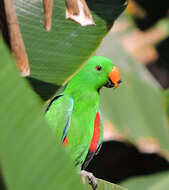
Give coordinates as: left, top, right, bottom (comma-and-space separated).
43, 0, 53, 31
4, 0, 30, 77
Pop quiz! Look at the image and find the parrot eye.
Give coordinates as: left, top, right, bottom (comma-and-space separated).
96, 65, 102, 71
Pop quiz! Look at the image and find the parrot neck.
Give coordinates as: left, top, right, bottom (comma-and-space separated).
64, 80, 100, 101
64, 70, 104, 94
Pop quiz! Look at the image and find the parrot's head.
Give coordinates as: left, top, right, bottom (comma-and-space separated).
76, 56, 122, 91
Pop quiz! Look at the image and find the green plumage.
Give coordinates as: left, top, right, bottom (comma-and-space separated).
45, 56, 116, 169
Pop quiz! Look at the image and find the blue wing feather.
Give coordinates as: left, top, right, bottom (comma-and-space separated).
45, 95, 74, 144
61, 98, 74, 143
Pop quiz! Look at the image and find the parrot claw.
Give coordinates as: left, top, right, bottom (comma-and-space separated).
80, 170, 98, 190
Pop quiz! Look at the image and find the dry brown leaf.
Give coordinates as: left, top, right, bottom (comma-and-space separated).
43, 0, 53, 31
136, 137, 161, 154
120, 28, 166, 64
111, 20, 130, 34
65, 0, 95, 26
103, 122, 169, 160
103, 121, 126, 142
4, 0, 30, 76
136, 138, 169, 161
120, 28, 166, 52
126, 0, 146, 18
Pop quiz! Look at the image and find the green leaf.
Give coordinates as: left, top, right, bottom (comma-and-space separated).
0, 38, 128, 190
121, 171, 169, 190
14, 0, 127, 85
97, 34, 169, 158
0, 37, 83, 190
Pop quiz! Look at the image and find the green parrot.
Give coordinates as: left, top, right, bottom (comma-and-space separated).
45, 56, 121, 189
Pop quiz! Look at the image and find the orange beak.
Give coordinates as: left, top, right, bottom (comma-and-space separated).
109, 66, 121, 88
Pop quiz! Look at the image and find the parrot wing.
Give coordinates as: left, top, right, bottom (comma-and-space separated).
45, 95, 74, 144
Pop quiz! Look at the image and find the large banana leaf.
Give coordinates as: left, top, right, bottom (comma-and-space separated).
0, 38, 128, 190
121, 171, 169, 190
97, 34, 169, 158
0, 37, 82, 190
14, 0, 127, 85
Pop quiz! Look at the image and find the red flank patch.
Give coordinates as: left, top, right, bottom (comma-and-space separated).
62, 137, 68, 146
89, 112, 101, 152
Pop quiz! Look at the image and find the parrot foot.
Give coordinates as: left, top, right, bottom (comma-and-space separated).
80, 170, 98, 190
